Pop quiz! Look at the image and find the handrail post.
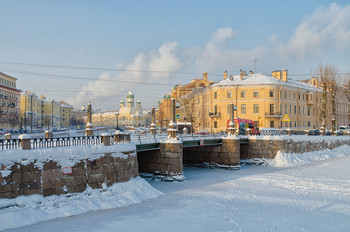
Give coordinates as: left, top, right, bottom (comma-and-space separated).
19, 134, 31, 150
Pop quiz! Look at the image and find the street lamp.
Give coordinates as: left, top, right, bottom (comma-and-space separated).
115, 112, 119, 130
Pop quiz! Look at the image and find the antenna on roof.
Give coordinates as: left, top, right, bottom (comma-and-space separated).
252, 58, 259, 74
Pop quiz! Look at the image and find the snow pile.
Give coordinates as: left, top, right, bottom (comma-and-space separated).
0, 177, 163, 230
267, 145, 350, 167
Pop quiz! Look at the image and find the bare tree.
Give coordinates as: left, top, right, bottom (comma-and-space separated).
318, 64, 340, 132
156, 103, 166, 134
179, 96, 195, 134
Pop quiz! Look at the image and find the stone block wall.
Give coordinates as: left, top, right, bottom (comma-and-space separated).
137, 142, 183, 176
183, 138, 240, 167
241, 137, 350, 159
0, 153, 138, 198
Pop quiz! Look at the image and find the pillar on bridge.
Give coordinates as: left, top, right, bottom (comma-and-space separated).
85, 102, 94, 136
221, 137, 240, 168
159, 141, 183, 177
150, 107, 157, 135
138, 141, 184, 180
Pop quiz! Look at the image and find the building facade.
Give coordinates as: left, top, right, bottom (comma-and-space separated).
91, 91, 151, 128
157, 73, 212, 128
0, 72, 21, 129
178, 70, 325, 133
20, 92, 43, 130
60, 102, 74, 128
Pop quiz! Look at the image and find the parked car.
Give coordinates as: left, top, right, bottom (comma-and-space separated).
215, 131, 227, 135
194, 130, 210, 135
309, 129, 320, 135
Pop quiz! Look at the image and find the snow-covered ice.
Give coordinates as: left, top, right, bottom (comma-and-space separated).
1, 145, 350, 231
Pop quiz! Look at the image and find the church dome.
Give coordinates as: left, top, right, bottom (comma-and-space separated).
126, 90, 134, 99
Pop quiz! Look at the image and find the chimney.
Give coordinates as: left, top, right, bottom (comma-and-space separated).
224, 71, 227, 80
315, 77, 319, 88
203, 72, 208, 80
282, 70, 288, 82
243, 71, 247, 77
272, 70, 282, 80
249, 70, 254, 74
240, 69, 243, 80
311, 77, 315, 86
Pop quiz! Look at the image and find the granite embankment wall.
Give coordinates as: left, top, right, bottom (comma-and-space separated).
240, 136, 350, 159
0, 144, 138, 198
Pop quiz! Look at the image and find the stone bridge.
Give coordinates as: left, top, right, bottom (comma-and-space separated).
0, 133, 349, 198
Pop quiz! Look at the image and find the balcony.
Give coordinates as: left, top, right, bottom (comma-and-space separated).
209, 112, 221, 117
265, 112, 282, 118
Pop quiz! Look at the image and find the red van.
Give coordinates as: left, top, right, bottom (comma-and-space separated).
227, 118, 260, 135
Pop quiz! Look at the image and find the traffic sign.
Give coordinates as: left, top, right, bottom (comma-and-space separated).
176, 114, 181, 120
282, 114, 290, 122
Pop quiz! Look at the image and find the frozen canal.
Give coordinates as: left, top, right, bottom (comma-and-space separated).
6, 150, 350, 232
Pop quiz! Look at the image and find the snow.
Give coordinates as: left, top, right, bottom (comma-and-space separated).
2, 143, 350, 231
267, 145, 350, 167
0, 177, 162, 230
214, 73, 320, 92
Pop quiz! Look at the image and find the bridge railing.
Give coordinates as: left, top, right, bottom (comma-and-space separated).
0, 133, 132, 150
0, 139, 21, 150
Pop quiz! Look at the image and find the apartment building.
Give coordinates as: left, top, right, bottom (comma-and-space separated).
0, 72, 21, 129
179, 70, 323, 133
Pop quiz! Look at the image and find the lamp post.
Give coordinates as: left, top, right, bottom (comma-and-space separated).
228, 103, 237, 136
150, 107, 156, 135
115, 112, 119, 130
167, 98, 177, 139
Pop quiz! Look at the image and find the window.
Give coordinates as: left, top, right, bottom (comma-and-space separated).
253, 104, 259, 114
308, 121, 311, 127
289, 105, 292, 114
303, 106, 305, 115
253, 90, 259, 97
270, 121, 274, 128
299, 106, 301, 115
284, 92, 287, 99
270, 104, 274, 113
214, 92, 217, 99
307, 107, 311, 116
241, 104, 246, 114
294, 105, 297, 114
214, 105, 217, 114
285, 105, 287, 114
241, 90, 246, 98
227, 91, 232, 98
214, 121, 217, 128
269, 90, 275, 97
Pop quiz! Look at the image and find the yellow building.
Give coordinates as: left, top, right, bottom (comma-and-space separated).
158, 73, 212, 127
60, 102, 74, 128
0, 72, 21, 129
180, 70, 322, 133
41, 97, 61, 129
20, 92, 43, 130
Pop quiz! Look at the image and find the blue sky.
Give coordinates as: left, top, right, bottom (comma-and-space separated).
1, 0, 350, 110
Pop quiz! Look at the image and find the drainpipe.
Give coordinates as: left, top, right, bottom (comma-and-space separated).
278, 84, 283, 128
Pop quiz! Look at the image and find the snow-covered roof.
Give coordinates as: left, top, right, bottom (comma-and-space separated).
213, 73, 320, 92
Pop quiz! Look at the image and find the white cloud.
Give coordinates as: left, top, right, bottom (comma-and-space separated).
68, 42, 182, 107
282, 3, 350, 59
192, 27, 264, 71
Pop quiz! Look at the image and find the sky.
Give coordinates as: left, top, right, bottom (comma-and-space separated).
1, 0, 350, 111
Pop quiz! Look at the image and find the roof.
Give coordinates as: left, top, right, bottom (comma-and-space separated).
213, 73, 320, 92
0, 72, 18, 80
